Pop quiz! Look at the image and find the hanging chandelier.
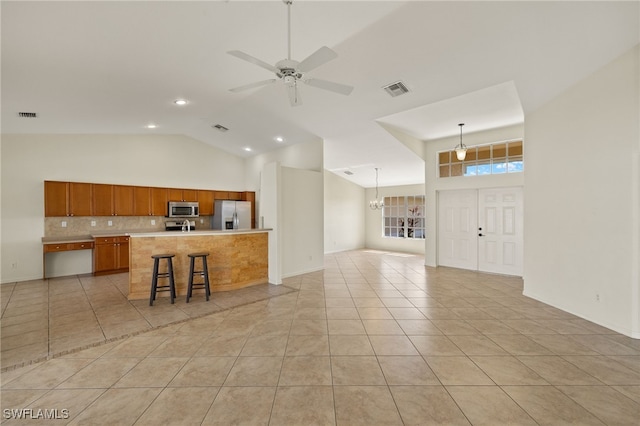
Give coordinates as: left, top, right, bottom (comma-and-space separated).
454, 123, 468, 161
369, 168, 384, 210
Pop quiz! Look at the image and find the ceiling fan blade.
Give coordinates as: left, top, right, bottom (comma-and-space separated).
297, 46, 338, 73
227, 50, 279, 74
304, 78, 354, 96
229, 79, 277, 93
287, 83, 302, 107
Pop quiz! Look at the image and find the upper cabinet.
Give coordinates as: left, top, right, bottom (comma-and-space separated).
44, 181, 70, 217
133, 186, 151, 216
44, 181, 254, 219
92, 184, 135, 216
114, 185, 135, 216
168, 188, 198, 202
69, 183, 92, 216
150, 187, 168, 216
45, 181, 92, 217
92, 184, 114, 216
198, 190, 215, 216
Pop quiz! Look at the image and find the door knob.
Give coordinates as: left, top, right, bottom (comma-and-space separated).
478, 233, 484, 237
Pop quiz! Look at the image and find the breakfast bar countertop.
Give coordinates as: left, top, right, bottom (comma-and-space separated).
42, 228, 272, 244
127, 228, 272, 238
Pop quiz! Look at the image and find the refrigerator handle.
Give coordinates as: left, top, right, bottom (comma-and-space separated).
233, 211, 238, 229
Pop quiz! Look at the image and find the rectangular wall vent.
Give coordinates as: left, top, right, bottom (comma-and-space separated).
382, 81, 409, 97
212, 124, 229, 132
18, 112, 38, 118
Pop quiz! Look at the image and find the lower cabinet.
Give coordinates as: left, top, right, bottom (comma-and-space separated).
93, 236, 129, 275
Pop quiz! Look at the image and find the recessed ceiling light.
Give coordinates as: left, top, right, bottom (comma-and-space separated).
274, 136, 284, 143
174, 99, 188, 106
243, 147, 252, 152
145, 123, 157, 129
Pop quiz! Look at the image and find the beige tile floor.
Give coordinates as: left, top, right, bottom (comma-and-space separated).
1, 249, 639, 425
1, 271, 296, 370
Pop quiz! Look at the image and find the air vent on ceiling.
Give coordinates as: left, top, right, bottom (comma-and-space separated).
18, 112, 38, 118
212, 124, 229, 132
344, 170, 354, 176
382, 81, 409, 97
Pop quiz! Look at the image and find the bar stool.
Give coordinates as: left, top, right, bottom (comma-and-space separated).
149, 254, 176, 306
186, 252, 211, 303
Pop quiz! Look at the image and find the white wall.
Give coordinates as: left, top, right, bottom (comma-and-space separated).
423, 124, 525, 267
281, 167, 324, 277
244, 138, 323, 192
324, 171, 366, 254
260, 162, 281, 284
0, 134, 245, 283
365, 183, 426, 254
524, 45, 640, 337
248, 138, 325, 281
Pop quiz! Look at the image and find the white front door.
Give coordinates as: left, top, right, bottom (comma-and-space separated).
437, 189, 478, 270
437, 187, 523, 276
478, 187, 523, 276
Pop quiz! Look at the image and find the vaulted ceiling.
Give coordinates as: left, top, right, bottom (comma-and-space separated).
2, 1, 638, 187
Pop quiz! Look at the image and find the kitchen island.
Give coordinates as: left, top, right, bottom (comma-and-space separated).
127, 229, 270, 300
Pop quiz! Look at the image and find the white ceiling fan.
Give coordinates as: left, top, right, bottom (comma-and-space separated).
227, 0, 354, 106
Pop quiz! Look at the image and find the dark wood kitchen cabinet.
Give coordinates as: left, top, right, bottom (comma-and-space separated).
44, 181, 92, 217
93, 184, 135, 216
69, 183, 92, 216
44, 181, 69, 217
93, 235, 129, 275
198, 190, 215, 215
114, 185, 135, 216
133, 186, 151, 215
168, 188, 198, 202
92, 184, 114, 216
45, 180, 253, 219
150, 187, 168, 216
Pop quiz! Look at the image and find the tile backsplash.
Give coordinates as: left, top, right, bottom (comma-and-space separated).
45, 216, 212, 237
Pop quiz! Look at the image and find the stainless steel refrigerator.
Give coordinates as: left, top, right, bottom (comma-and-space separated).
211, 200, 252, 230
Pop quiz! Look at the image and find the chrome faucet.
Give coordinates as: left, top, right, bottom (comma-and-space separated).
182, 219, 191, 232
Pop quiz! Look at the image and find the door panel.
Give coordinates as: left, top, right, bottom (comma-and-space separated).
478, 187, 523, 276
438, 190, 478, 270
438, 187, 523, 276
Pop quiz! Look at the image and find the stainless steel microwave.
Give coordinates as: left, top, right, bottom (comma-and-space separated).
167, 201, 199, 218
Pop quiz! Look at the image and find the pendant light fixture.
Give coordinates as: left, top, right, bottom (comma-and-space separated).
369, 168, 384, 210
454, 123, 468, 161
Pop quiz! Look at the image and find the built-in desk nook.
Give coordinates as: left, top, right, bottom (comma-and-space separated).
127, 229, 270, 300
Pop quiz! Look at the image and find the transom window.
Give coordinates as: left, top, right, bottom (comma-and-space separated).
383, 195, 425, 239
439, 140, 523, 178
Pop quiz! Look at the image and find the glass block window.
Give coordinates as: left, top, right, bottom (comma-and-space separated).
439, 140, 523, 178
383, 195, 425, 239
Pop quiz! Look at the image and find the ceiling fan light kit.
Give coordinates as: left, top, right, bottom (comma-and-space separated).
227, 0, 354, 106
